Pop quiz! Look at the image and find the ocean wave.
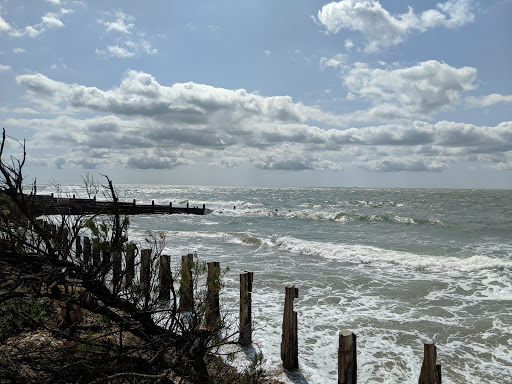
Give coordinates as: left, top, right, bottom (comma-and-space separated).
266, 236, 512, 272
211, 206, 445, 226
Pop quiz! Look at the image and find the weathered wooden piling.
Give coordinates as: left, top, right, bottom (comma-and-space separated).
140, 249, 152, 306
239, 271, 254, 346
281, 284, 299, 370
92, 238, 100, 266
125, 245, 135, 288
75, 236, 82, 260
159, 254, 171, 302
83, 237, 91, 266
179, 254, 194, 312
338, 330, 357, 384
418, 342, 441, 384
206, 261, 221, 329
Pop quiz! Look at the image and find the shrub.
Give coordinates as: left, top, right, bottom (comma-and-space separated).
0, 296, 50, 339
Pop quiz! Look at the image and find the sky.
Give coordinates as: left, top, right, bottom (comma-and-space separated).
0, 0, 511, 188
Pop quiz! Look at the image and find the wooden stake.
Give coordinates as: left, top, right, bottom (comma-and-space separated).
140, 249, 152, 307
179, 254, 194, 312
418, 342, 441, 384
239, 271, 254, 346
281, 284, 299, 370
75, 236, 82, 260
159, 254, 171, 302
83, 236, 91, 266
125, 246, 135, 288
338, 330, 357, 384
206, 261, 221, 329
61, 227, 69, 260
92, 238, 100, 266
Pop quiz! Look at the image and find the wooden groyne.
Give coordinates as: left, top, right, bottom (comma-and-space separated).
26, 194, 207, 216
32, 223, 442, 383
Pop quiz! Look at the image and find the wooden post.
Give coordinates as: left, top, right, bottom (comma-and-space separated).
125, 246, 135, 288
159, 254, 171, 302
281, 285, 299, 370
83, 236, 91, 266
75, 235, 82, 260
61, 227, 69, 260
92, 238, 100, 266
206, 261, 221, 329
133, 199, 136, 206
418, 342, 441, 384
179, 254, 194, 312
239, 271, 254, 346
338, 330, 357, 384
111, 252, 121, 293
152, 200, 155, 213
169, 201, 172, 213
140, 249, 152, 307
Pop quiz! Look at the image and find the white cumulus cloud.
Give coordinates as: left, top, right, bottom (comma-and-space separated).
466, 94, 512, 108
317, 0, 475, 52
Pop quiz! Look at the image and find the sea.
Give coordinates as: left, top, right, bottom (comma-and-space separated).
38, 184, 512, 384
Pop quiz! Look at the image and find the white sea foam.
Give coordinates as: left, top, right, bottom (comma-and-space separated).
264, 236, 512, 273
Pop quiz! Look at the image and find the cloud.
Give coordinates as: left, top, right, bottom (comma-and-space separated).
317, 0, 475, 52
96, 10, 157, 58
11, 71, 512, 173
7, 9, 72, 38
0, 64, 11, 71
13, 48, 26, 54
26, 70, 312, 125
12, 107, 40, 114
98, 11, 134, 34
249, 144, 342, 171
55, 157, 67, 169
466, 94, 512, 108
360, 156, 447, 172
335, 60, 477, 120
0, 15, 12, 34
96, 45, 135, 58
70, 159, 98, 169
16, 73, 70, 106
126, 156, 188, 170
320, 53, 346, 70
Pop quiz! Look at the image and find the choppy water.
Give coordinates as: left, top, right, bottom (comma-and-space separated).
39, 185, 512, 383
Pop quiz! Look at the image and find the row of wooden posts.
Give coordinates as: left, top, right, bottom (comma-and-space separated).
44, 223, 441, 384
31, 193, 206, 215
282, 285, 442, 384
